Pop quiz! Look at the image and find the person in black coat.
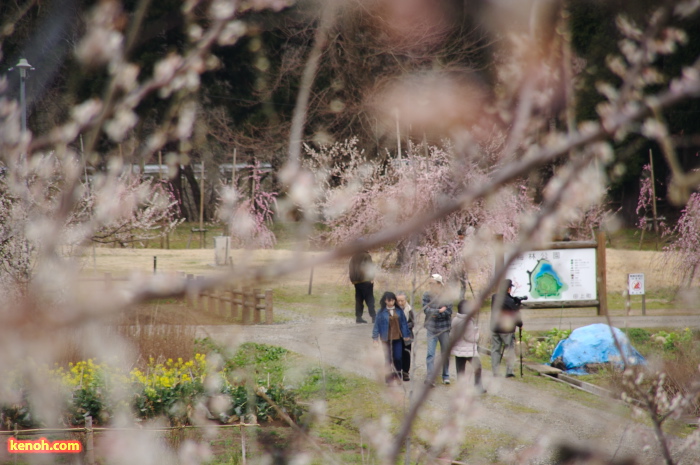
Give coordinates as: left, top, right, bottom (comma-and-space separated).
490, 279, 523, 378
349, 247, 376, 323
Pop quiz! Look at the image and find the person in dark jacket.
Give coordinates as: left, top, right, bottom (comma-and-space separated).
349, 247, 376, 323
372, 291, 412, 385
490, 279, 523, 378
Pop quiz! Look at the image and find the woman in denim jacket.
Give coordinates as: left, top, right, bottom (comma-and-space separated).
372, 291, 412, 384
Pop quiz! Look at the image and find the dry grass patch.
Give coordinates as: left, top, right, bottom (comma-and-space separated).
107, 301, 227, 365
84, 246, 686, 294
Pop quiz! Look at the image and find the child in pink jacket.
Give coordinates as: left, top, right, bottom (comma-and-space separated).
451, 299, 486, 394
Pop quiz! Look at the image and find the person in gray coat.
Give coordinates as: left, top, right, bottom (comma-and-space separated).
451, 299, 486, 394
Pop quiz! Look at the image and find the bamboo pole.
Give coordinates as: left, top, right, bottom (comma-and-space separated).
85, 416, 95, 465
649, 149, 659, 250
597, 231, 608, 316
0, 423, 261, 436
308, 266, 314, 295
241, 424, 247, 465
158, 151, 165, 249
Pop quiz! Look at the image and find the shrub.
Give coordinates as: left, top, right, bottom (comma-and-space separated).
130, 354, 207, 424
649, 328, 694, 353
0, 391, 36, 429
52, 359, 118, 426
197, 339, 290, 385
625, 328, 651, 347
3, 346, 304, 429
222, 384, 249, 419
255, 385, 303, 423
522, 328, 572, 363
604, 329, 700, 417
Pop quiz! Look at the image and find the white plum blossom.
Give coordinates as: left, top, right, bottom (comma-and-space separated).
104, 108, 139, 142
218, 20, 247, 46
71, 99, 104, 126
209, 0, 236, 20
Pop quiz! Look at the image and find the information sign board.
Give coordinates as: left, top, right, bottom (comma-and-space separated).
505, 248, 597, 302
628, 273, 645, 295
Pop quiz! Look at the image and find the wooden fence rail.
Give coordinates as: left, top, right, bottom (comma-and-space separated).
186, 274, 273, 324
78, 273, 274, 324
1, 417, 261, 465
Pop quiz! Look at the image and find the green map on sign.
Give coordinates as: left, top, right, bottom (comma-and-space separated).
528, 259, 568, 298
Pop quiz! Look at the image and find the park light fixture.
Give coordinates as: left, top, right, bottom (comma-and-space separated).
11, 58, 35, 134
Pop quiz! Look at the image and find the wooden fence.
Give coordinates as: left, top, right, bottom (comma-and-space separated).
185, 274, 273, 324
79, 273, 274, 324
1, 416, 260, 465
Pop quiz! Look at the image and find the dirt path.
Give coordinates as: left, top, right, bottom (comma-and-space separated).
196, 313, 699, 465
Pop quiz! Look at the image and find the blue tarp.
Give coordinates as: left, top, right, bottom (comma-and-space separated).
549, 324, 645, 375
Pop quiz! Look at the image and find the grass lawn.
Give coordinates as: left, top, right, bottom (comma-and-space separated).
606, 227, 669, 252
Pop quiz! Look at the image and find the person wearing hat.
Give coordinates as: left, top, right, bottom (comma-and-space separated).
422, 273, 453, 385
490, 279, 523, 378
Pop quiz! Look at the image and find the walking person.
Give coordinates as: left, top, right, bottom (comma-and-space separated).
451, 299, 486, 394
372, 292, 412, 385
349, 245, 376, 323
396, 291, 415, 381
490, 279, 523, 378
423, 274, 453, 385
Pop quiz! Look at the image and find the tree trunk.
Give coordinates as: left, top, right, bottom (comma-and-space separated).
394, 239, 410, 268
169, 164, 187, 219
182, 163, 202, 222
394, 236, 419, 268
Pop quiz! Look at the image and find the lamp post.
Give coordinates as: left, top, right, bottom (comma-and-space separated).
13, 58, 34, 134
